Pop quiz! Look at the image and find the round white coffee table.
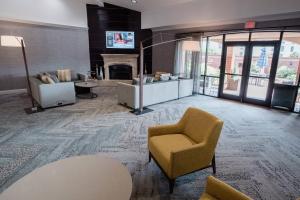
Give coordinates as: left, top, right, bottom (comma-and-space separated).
0, 155, 132, 200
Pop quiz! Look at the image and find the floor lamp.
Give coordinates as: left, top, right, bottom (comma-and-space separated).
132, 36, 193, 115
0, 35, 42, 114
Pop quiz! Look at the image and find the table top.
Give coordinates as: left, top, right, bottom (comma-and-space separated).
75, 81, 98, 88
0, 155, 132, 200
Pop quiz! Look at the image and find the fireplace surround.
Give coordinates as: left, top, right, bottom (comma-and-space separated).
101, 54, 139, 80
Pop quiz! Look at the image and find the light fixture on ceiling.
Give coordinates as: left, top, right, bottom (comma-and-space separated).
96, 0, 104, 7
131, 0, 137, 4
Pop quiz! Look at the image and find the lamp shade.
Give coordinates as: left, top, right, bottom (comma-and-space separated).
183, 41, 200, 51
0, 35, 24, 47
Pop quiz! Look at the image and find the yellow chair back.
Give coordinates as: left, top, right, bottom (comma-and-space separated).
180, 107, 223, 144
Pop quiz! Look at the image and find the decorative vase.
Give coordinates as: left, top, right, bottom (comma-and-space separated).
98, 67, 103, 80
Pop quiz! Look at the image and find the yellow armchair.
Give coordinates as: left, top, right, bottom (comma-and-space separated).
148, 107, 223, 193
199, 176, 252, 200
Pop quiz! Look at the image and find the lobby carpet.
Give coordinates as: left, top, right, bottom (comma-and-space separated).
0, 87, 299, 200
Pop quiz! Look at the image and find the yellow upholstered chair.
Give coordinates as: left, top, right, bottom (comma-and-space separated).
148, 107, 223, 193
199, 176, 252, 200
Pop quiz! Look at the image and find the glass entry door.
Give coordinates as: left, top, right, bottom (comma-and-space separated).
220, 41, 280, 106
244, 44, 279, 105
221, 43, 247, 100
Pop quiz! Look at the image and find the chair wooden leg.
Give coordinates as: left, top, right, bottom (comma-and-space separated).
169, 179, 175, 194
148, 152, 151, 163
212, 154, 216, 174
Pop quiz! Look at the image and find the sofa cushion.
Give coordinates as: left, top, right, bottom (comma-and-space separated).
149, 134, 195, 176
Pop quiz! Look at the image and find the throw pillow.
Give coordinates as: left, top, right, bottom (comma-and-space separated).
132, 77, 147, 85
40, 75, 48, 84
146, 76, 154, 83
132, 78, 139, 85
170, 76, 178, 80
57, 69, 71, 82
40, 75, 55, 84
46, 76, 55, 84
45, 72, 59, 83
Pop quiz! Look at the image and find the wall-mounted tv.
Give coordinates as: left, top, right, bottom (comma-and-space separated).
106, 31, 135, 49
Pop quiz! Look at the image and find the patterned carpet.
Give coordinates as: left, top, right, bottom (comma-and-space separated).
0, 87, 299, 200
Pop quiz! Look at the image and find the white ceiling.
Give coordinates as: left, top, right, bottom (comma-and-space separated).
94, 0, 300, 30
101, 0, 195, 12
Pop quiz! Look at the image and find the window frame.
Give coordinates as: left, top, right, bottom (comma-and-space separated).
198, 30, 300, 113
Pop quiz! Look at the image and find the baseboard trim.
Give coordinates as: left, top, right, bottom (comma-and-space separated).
0, 89, 27, 95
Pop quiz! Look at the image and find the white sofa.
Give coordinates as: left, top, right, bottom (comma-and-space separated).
30, 77, 76, 108
117, 79, 193, 109
29, 72, 88, 108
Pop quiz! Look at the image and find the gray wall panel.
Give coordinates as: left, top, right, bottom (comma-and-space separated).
0, 21, 90, 91
152, 31, 176, 74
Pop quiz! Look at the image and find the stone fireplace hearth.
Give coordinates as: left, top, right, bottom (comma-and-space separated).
101, 54, 139, 80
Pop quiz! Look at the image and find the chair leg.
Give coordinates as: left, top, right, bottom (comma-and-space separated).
169, 179, 175, 194
148, 152, 151, 163
212, 154, 216, 174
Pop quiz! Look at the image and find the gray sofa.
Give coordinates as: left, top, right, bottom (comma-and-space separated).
30, 73, 87, 108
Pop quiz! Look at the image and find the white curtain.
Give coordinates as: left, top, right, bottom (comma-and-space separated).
173, 41, 184, 76
173, 37, 203, 93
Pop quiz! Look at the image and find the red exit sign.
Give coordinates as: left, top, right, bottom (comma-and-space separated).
245, 21, 256, 29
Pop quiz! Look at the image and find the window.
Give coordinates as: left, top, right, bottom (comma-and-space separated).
197, 30, 300, 113
196, 38, 208, 94
291, 46, 294, 52
251, 32, 281, 41
201, 35, 223, 96
295, 88, 300, 112
200, 38, 207, 76
206, 36, 222, 77
275, 32, 300, 85
225, 33, 249, 41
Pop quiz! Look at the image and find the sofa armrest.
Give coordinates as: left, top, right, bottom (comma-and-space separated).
117, 82, 138, 109
204, 176, 252, 200
29, 77, 43, 104
38, 82, 75, 108
148, 124, 183, 139
77, 73, 88, 81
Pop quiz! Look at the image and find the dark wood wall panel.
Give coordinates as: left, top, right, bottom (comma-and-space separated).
87, 3, 152, 75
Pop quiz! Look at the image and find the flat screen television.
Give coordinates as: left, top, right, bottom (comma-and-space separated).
106, 31, 135, 49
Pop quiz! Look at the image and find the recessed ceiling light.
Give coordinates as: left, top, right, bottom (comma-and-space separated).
131, 0, 137, 3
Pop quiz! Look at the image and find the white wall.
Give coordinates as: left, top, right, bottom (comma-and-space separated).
0, 0, 91, 28
142, 0, 300, 29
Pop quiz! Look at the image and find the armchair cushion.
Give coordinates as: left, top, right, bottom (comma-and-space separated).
199, 176, 252, 200
199, 193, 217, 200
149, 134, 195, 177
148, 124, 183, 138
182, 108, 222, 144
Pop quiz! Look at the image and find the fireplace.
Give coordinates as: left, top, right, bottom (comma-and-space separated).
109, 64, 132, 80
101, 54, 139, 80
